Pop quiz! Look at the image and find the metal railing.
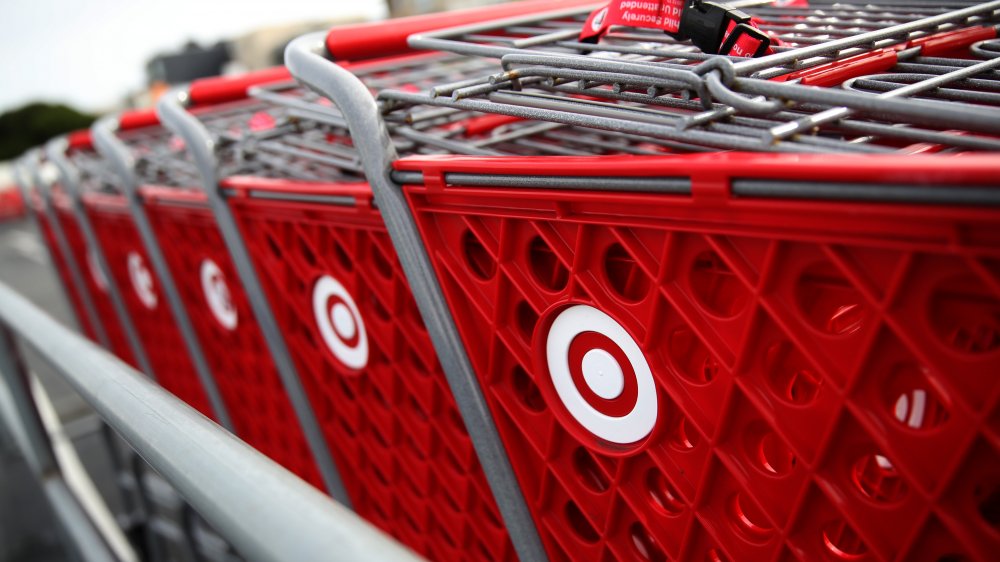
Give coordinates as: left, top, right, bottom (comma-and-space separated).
0, 279, 424, 562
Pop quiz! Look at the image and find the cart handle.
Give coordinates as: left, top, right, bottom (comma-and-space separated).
187, 66, 293, 106
325, 0, 600, 62
67, 130, 93, 150
117, 108, 160, 131
60, 111, 161, 154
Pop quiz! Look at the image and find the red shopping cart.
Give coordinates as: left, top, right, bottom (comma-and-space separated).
48, 132, 141, 367
15, 156, 101, 343
159, 55, 526, 562
154, 3, 616, 557
87, 103, 333, 489
70, 111, 217, 418
285, 1, 1000, 560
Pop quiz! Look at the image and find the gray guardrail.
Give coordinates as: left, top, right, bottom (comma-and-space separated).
0, 279, 424, 562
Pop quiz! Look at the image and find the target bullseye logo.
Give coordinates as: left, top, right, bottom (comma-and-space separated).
312, 275, 367, 370
127, 252, 157, 310
88, 250, 108, 293
591, 7, 608, 32
201, 259, 237, 330
545, 304, 657, 446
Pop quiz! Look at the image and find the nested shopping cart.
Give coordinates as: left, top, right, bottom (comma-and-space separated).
83, 100, 340, 492
45, 132, 151, 370
283, 1, 1000, 561
152, 4, 610, 558
43, 111, 220, 422
155, 50, 531, 562
14, 153, 102, 345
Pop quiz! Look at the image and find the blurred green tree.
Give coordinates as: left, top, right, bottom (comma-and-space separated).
0, 103, 97, 160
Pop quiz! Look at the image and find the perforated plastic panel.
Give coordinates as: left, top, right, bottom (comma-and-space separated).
84, 193, 215, 418
141, 186, 323, 487
51, 194, 138, 366
225, 177, 516, 562
397, 154, 1000, 562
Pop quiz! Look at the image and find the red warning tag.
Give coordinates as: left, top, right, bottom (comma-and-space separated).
580, 0, 687, 42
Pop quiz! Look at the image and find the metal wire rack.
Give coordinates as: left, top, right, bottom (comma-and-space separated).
365, 1, 1000, 154
169, 53, 519, 183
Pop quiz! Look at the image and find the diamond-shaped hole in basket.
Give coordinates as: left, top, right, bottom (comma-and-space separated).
529, 235, 569, 292
669, 326, 722, 385
630, 521, 667, 562
646, 468, 685, 516
369, 238, 394, 281
573, 447, 611, 494
332, 240, 354, 272
689, 250, 750, 319
851, 453, 908, 506
821, 519, 870, 561
511, 364, 547, 413
462, 228, 496, 281
883, 363, 950, 433
515, 300, 539, 346
974, 482, 1000, 534
564, 500, 600, 544
668, 411, 702, 452
795, 262, 868, 337
604, 242, 651, 303
729, 492, 776, 544
765, 341, 824, 407
927, 274, 1000, 355
745, 423, 797, 478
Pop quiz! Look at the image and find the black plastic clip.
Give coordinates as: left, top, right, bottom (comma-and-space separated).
674, 0, 767, 55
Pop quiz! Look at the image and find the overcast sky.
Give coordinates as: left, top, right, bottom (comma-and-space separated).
0, 0, 388, 114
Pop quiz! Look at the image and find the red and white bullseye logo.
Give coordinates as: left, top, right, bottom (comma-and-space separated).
591, 7, 608, 32
88, 250, 108, 293
200, 259, 237, 330
127, 252, 157, 310
546, 305, 657, 445
312, 275, 368, 370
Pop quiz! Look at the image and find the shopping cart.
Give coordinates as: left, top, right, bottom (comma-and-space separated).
12, 153, 102, 344
44, 132, 152, 370
284, 1, 1000, 560
153, 4, 618, 559
157, 60, 520, 562
85, 103, 343, 491
40, 111, 219, 422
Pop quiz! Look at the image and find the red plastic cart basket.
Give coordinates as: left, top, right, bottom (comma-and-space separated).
93, 105, 327, 488
285, 1, 1000, 560
53, 133, 142, 367
151, 4, 609, 555
76, 118, 217, 418
23, 178, 100, 343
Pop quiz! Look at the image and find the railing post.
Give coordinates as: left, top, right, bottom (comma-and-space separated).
0, 323, 116, 562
